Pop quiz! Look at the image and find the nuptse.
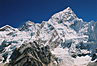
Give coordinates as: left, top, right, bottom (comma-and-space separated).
0, 7, 97, 66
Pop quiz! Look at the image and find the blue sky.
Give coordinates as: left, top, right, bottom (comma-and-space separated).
0, 0, 97, 27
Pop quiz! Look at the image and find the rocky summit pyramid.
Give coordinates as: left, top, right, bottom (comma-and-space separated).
0, 7, 97, 66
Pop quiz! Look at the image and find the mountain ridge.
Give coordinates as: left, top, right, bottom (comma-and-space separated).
0, 7, 97, 66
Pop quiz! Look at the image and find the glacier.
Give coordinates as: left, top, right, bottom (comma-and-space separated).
0, 7, 97, 66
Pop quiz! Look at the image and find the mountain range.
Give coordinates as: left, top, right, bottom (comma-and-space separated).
0, 7, 97, 66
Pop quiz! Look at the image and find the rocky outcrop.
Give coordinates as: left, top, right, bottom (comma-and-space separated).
87, 62, 97, 66
6, 41, 57, 66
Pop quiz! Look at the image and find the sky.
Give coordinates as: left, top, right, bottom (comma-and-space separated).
0, 0, 97, 27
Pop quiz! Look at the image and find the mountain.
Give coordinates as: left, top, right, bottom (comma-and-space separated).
0, 7, 97, 66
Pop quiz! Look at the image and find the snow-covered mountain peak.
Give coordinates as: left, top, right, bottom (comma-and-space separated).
0, 7, 97, 66
49, 7, 77, 25
63, 7, 73, 13
0, 25, 16, 31
19, 21, 37, 31
25, 21, 35, 26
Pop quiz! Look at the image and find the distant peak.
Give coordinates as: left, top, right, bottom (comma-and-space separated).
25, 21, 35, 26
63, 7, 73, 13
0, 25, 13, 29
66, 7, 72, 10
0, 25, 15, 31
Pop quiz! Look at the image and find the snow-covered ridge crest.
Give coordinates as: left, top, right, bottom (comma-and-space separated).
50, 7, 77, 23
0, 25, 16, 31
0, 7, 97, 66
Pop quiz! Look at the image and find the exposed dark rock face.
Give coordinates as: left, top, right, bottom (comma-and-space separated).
87, 62, 97, 66
7, 41, 57, 66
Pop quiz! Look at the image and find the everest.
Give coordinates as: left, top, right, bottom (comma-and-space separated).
0, 7, 97, 66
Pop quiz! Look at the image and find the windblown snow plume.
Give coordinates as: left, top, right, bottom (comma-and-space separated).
0, 7, 97, 66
